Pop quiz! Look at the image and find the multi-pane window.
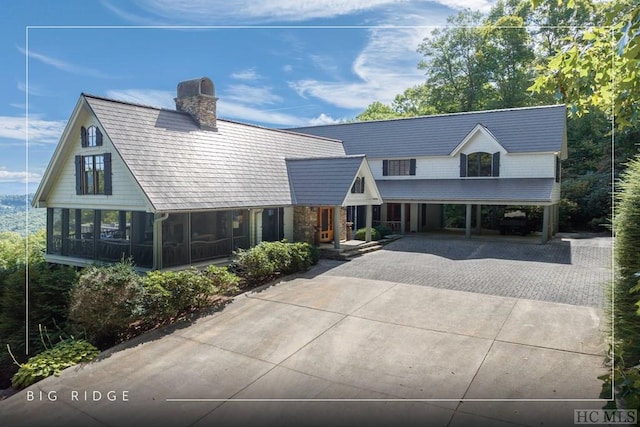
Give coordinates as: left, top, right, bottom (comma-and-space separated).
383, 159, 416, 176
461, 152, 500, 177
467, 152, 493, 177
81, 125, 102, 147
87, 126, 97, 146
82, 155, 105, 194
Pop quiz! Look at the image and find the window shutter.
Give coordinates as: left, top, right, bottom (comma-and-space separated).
460, 154, 467, 177
96, 127, 103, 146
361, 176, 365, 193
81, 127, 87, 147
382, 160, 389, 176
492, 152, 500, 177
555, 156, 561, 182
409, 159, 416, 176
75, 155, 82, 194
104, 153, 112, 195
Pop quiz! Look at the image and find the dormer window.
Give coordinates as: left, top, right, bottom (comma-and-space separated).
460, 152, 500, 177
81, 125, 103, 147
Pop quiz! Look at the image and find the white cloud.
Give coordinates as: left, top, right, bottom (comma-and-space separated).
105, 0, 495, 24
289, 24, 435, 109
231, 68, 261, 81
218, 100, 306, 126
307, 113, 343, 126
0, 116, 67, 144
0, 167, 41, 183
283, 64, 293, 73
105, 89, 176, 109
223, 85, 283, 105
17, 47, 113, 79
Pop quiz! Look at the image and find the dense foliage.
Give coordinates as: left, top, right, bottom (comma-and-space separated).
0, 231, 77, 389
11, 339, 99, 389
603, 155, 640, 409
230, 240, 319, 284
0, 194, 46, 236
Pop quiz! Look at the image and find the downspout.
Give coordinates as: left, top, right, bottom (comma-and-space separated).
152, 213, 169, 270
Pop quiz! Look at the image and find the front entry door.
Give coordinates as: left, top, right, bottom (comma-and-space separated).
318, 207, 334, 243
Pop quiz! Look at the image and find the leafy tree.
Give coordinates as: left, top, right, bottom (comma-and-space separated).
417, 9, 490, 112
391, 84, 437, 116
356, 101, 401, 121
529, 0, 639, 130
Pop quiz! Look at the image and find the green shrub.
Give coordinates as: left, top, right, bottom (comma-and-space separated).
202, 265, 240, 296
142, 266, 236, 321
231, 241, 318, 284
68, 260, 145, 347
354, 227, 381, 241
601, 155, 640, 409
374, 224, 393, 238
11, 339, 99, 389
288, 242, 319, 273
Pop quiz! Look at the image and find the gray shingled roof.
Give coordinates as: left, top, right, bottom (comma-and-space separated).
85, 95, 345, 211
377, 178, 556, 204
286, 156, 365, 206
289, 105, 567, 158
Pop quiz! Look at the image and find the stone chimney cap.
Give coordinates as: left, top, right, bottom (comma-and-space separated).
177, 77, 215, 98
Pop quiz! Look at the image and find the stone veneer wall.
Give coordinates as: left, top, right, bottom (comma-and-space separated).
175, 95, 218, 130
293, 206, 347, 245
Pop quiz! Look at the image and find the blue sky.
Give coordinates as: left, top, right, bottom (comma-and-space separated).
0, 0, 496, 195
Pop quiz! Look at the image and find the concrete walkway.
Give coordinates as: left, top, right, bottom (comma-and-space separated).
0, 237, 611, 426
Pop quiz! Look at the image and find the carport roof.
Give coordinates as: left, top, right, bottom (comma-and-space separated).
377, 178, 556, 205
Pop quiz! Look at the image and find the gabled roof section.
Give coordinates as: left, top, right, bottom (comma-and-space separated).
286, 155, 372, 206
82, 94, 345, 211
449, 123, 507, 156
289, 104, 567, 158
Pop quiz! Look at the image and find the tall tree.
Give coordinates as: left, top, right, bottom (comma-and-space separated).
417, 9, 490, 112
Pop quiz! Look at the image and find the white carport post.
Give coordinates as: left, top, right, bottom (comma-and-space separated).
365, 204, 373, 242
541, 205, 550, 244
465, 204, 472, 239
334, 207, 341, 249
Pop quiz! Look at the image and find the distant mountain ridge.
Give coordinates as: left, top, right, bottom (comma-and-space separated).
0, 194, 46, 235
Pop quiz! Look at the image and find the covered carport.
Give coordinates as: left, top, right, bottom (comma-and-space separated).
376, 177, 560, 244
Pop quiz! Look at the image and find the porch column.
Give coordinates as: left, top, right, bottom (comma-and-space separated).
476, 204, 482, 234
365, 204, 373, 242
334, 206, 341, 249
541, 205, 550, 244
465, 204, 472, 239
400, 203, 406, 234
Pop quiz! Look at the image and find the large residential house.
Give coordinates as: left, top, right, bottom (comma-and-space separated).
33, 77, 566, 270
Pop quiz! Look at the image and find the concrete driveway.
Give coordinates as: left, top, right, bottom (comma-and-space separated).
1, 235, 612, 427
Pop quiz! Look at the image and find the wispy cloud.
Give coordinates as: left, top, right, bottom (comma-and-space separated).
17, 81, 46, 97
105, 89, 176, 109
307, 113, 343, 126
0, 167, 41, 184
223, 85, 283, 105
17, 46, 114, 79
231, 68, 261, 81
104, 0, 494, 24
0, 116, 67, 144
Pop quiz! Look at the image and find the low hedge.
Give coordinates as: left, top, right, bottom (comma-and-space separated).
354, 227, 381, 241
231, 240, 318, 284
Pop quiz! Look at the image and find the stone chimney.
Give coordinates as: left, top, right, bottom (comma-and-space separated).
175, 77, 218, 131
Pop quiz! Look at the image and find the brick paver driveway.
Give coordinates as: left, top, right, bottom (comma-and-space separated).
324, 234, 612, 307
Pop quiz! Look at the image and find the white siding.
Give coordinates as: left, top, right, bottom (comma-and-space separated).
459, 130, 507, 156
46, 109, 150, 211
370, 153, 556, 180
